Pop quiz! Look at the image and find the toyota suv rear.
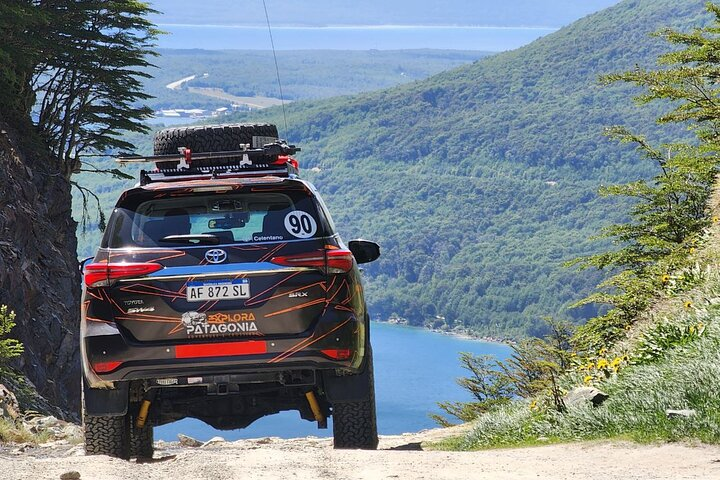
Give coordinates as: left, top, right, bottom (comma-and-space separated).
80, 124, 380, 458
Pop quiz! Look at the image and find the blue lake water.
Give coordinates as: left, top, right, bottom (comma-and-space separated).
156, 24, 557, 51
156, 321, 511, 441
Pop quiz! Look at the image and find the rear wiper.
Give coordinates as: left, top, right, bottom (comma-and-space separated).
159, 234, 220, 245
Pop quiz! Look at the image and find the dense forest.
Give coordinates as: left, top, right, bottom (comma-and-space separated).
74, 0, 711, 338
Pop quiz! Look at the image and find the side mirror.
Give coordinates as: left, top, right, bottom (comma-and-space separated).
348, 239, 380, 264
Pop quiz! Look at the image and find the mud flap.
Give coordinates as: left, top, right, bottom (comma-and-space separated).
321, 352, 372, 403
83, 377, 129, 416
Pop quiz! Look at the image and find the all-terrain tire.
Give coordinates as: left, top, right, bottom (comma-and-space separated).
332, 353, 379, 450
153, 123, 279, 155
130, 423, 154, 459
84, 414, 130, 459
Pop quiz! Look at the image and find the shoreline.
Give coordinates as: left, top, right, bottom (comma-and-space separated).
372, 319, 514, 346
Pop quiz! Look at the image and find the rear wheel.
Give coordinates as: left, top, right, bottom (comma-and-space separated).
332, 353, 379, 450
130, 421, 154, 459
83, 414, 130, 459
153, 123, 279, 155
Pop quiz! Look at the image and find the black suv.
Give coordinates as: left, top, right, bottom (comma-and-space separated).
80, 124, 380, 458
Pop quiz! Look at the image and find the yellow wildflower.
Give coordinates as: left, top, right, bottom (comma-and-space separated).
713, 216, 719, 223
689, 247, 696, 254
661, 274, 670, 284
529, 400, 538, 411
583, 375, 593, 384
689, 325, 696, 335
684, 301, 693, 309
611, 357, 622, 368
586, 362, 595, 370
597, 358, 609, 369
598, 347, 608, 356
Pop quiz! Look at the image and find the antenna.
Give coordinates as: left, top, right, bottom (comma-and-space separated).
262, 0, 288, 136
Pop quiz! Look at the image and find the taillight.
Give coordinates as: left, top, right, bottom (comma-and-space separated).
270, 249, 354, 274
270, 252, 326, 269
326, 249, 354, 273
320, 348, 353, 360
92, 361, 123, 373
84, 262, 163, 288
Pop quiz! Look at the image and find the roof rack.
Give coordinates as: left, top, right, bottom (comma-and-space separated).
117, 141, 301, 186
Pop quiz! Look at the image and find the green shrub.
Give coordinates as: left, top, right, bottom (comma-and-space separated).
0, 305, 23, 363
634, 319, 706, 364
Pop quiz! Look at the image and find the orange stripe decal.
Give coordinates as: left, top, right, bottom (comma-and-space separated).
269, 318, 351, 364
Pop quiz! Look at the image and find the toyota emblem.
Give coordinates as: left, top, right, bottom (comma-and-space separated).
205, 249, 228, 264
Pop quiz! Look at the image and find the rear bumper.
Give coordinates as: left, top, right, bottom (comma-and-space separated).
82, 313, 365, 386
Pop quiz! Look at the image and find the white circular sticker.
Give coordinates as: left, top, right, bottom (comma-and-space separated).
284, 211, 317, 239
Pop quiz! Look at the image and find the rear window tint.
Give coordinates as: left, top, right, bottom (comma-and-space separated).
104, 191, 325, 248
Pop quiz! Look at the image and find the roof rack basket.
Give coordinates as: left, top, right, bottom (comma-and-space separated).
117, 141, 301, 186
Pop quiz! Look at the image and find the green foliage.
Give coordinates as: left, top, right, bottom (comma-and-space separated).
0, 305, 23, 363
434, 319, 573, 426
503, 319, 574, 411
33, 0, 160, 177
634, 319, 706, 364
572, 3, 720, 350
0, 1, 45, 121
447, 3, 720, 450
462, 315, 720, 449
431, 353, 513, 426
0, 417, 48, 445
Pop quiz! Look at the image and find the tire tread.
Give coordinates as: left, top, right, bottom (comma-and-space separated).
84, 415, 130, 459
153, 123, 279, 155
332, 355, 379, 450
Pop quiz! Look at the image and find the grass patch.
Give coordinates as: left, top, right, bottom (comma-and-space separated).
0, 418, 49, 445
460, 312, 720, 449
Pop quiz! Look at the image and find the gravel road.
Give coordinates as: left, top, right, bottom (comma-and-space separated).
3, 427, 720, 480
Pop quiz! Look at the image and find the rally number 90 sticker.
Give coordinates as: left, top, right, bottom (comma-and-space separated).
284, 210, 317, 239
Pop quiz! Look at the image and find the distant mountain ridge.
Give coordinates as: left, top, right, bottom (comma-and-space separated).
219, 0, 712, 336
149, 0, 620, 28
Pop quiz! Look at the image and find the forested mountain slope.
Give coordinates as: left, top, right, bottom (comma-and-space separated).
217, 0, 711, 336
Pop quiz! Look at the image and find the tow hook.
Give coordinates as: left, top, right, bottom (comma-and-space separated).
305, 390, 327, 429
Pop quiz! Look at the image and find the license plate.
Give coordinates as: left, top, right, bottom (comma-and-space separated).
186, 279, 250, 302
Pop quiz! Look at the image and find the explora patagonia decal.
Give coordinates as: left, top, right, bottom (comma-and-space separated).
181, 311, 259, 337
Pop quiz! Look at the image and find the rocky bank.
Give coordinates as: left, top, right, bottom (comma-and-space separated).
0, 118, 80, 416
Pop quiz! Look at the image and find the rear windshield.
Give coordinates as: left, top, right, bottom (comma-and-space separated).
103, 190, 326, 248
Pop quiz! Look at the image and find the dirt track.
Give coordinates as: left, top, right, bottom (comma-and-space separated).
3, 427, 720, 480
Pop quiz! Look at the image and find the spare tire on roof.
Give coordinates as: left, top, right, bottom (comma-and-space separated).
153, 123, 279, 155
